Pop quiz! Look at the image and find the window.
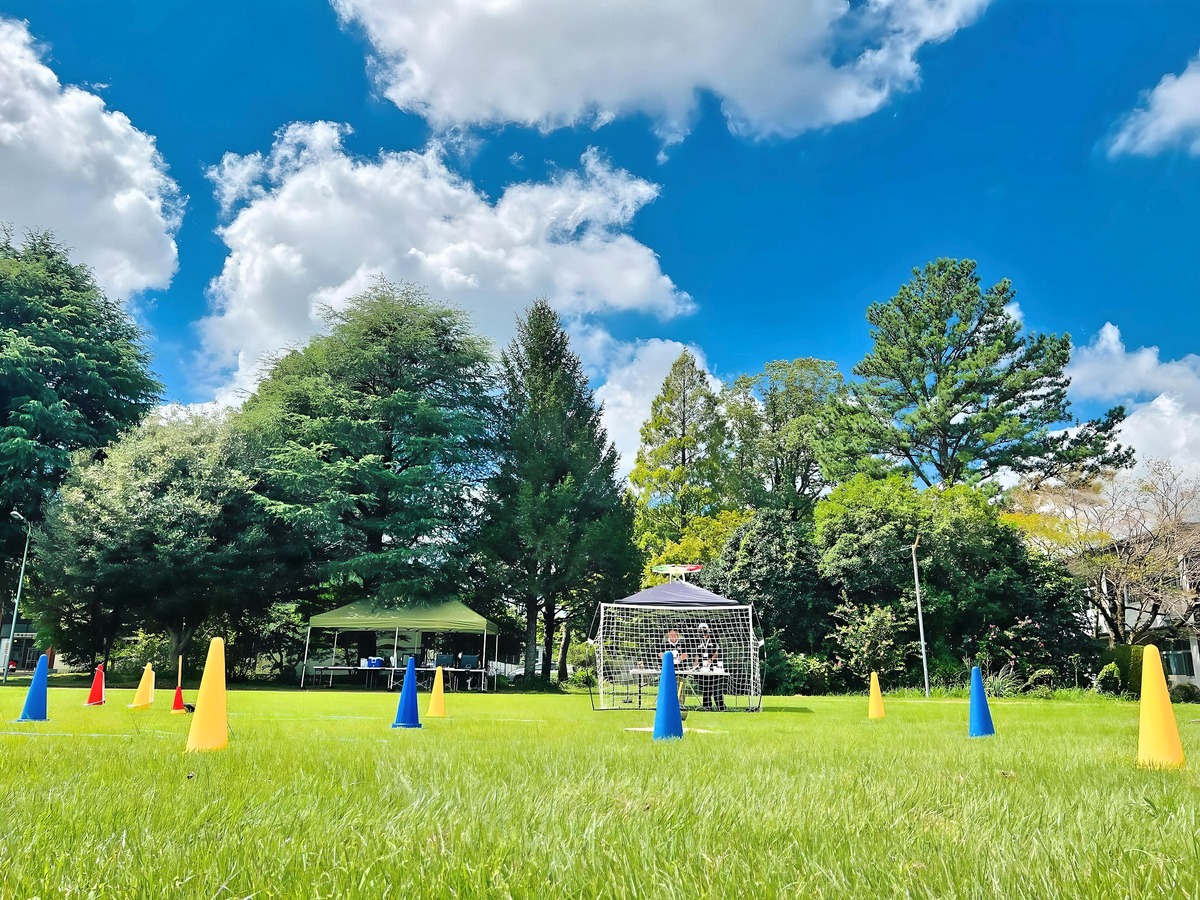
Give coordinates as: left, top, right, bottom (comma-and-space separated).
1162, 639, 1196, 678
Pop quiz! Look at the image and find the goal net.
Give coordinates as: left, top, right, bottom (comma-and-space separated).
589, 581, 762, 712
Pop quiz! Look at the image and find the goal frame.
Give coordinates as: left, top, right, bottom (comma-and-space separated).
587, 581, 763, 712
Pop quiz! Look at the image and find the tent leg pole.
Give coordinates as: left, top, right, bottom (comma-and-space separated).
300, 627, 312, 689
330, 630, 338, 687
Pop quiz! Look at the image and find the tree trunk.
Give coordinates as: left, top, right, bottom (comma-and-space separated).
541, 598, 555, 679
556, 625, 571, 683
523, 597, 538, 678
166, 620, 199, 666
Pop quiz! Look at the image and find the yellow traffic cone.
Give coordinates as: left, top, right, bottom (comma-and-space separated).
427, 665, 447, 718
1138, 645, 1185, 769
186, 638, 228, 752
128, 664, 155, 709
868, 671, 885, 720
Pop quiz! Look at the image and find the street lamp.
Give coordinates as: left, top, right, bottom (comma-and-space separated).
3, 510, 31, 685
911, 535, 930, 699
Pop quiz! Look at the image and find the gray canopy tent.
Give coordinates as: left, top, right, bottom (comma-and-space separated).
300, 599, 499, 690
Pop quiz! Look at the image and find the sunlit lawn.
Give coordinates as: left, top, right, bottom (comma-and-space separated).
0, 684, 1197, 899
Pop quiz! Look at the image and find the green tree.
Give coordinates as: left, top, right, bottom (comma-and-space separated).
629, 350, 727, 556
643, 509, 750, 586
723, 358, 843, 513
30, 413, 295, 664
814, 475, 1089, 677
704, 509, 837, 654
481, 300, 640, 679
828, 601, 917, 684
1, 230, 160, 580
831, 258, 1131, 487
241, 280, 496, 607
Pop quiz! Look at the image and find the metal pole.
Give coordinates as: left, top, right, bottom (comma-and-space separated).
330, 629, 339, 687
911, 536, 930, 699
2, 519, 32, 686
300, 627, 312, 689
392, 626, 399, 667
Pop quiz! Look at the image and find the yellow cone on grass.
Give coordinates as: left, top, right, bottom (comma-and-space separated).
1138, 645, 1185, 769
128, 664, 155, 709
186, 638, 228, 752
427, 665, 447, 718
868, 671, 885, 720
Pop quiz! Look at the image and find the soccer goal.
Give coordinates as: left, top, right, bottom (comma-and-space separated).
588, 579, 763, 712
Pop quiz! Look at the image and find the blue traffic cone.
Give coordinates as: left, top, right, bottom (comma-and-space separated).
653, 652, 684, 741
968, 666, 995, 738
391, 656, 422, 729
17, 654, 50, 722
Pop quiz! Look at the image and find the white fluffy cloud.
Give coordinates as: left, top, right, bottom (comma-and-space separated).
1068, 323, 1200, 471
594, 337, 719, 476
199, 122, 691, 402
332, 0, 989, 143
0, 18, 181, 297
1109, 52, 1200, 157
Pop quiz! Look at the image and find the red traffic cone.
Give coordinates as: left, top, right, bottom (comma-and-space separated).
84, 663, 106, 706
170, 684, 187, 714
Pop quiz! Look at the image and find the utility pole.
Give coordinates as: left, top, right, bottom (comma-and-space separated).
911, 535, 930, 699
3, 510, 32, 685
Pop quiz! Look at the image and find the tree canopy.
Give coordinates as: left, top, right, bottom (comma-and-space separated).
831, 258, 1131, 487
239, 280, 496, 607
480, 299, 639, 679
1, 230, 160, 576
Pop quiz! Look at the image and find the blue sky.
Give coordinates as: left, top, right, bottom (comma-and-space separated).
2, 1, 1199, 471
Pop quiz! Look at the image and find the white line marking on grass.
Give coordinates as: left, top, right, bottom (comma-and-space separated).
0, 730, 176, 739
623, 727, 725, 734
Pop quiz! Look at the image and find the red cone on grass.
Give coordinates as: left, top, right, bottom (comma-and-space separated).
84, 663, 106, 706
171, 654, 186, 714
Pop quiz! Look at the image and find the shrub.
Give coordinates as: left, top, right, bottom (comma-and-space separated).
567, 668, 596, 689
762, 634, 834, 694
1095, 662, 1122, 695
1169, 683, 1200, 704
983, 663, 1020, 698
1027, 685, 1053, 700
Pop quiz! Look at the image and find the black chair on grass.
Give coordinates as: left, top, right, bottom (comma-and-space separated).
460, 654, 481, 690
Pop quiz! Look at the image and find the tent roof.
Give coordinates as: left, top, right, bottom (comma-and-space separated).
308, 599, 497, 634
610, 580, 742, 607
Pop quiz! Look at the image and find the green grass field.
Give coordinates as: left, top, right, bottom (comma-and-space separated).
0, 686, 1197, 899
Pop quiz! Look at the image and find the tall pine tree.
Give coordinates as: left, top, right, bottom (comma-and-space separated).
629, 350, 727, 556
481, 300, 639, 679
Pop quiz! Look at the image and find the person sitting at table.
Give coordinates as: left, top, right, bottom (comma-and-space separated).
660, 627, 689, 668
694, 623, 726, 711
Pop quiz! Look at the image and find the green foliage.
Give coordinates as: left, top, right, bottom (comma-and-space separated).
761, 634, 835, 694
479, 299, 639, 677
1100, 644, 1146, 699
0, 230, 161, 573
704, 509, 836, 653
723, 358, 842, 513
240, 280, 496, 607
815, 474, 1091, 674
644, 508, 748, 585
30, 413, 298, 664
1095, 662, 1122, 695
983, 663, 1021, 698
1169, 683, 1200, 704
827, 600, 916, 684
629, 350, 727, 556
829, 258, 1131, 487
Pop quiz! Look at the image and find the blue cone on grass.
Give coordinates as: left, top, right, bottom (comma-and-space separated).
653, 651, 684, 741
968, 665, 995, 738
17, 653, 50, 722
392, 656, 422, 729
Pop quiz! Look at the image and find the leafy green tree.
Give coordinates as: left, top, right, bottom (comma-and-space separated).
831, 258, 1131, 487
1, 230, 160, 582
629, 350, 727, 557
828, 601, 917, 684
704, 510, 837, 654
481, 300, 640, 679
814, 474, 1089, 676
644, 509, 749, 586
723, 359, 843, 513
240, 280, 496, 607
30, 413, 296, 664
